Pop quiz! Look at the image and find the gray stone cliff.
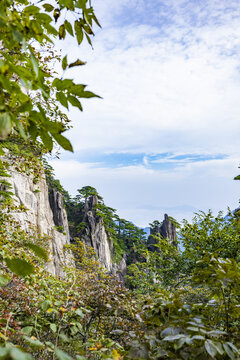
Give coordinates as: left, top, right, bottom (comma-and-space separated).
7, 169, 72, 277
78, 195, 127, 278
80, 195, 113, 271
4, 168, 126, 278
147, 214, 177, 252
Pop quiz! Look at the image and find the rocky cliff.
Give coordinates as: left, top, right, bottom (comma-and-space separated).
76, 195, 127, 277
4, 164, 174, 281
7, 168, 72, 277
79, 195, 113, 272
147, 214, 177, 252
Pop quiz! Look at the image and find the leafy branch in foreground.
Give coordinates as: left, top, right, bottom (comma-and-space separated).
0, 0, 100, 151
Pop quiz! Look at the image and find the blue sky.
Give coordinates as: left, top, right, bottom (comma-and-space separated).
50, 0, 240, 227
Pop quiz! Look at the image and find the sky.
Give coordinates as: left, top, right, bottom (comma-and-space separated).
50, 0, 240, 227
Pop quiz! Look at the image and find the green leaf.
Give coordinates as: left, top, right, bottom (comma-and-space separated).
234, 175, 240, 180
23, 5, 40, 14
22, 326, 33, 336
191, 335, 205, 341
0, 274, 8, 286
55, 348, 73, 360
12, 29, 24, 43
52, 133, 73, 152
214, 342, 224, 355
70, 84, 86, 96
227, 343, 239, 354
36, 13, 52, 24
67, 95, 83, 111
81, 90, 101, 99
24, 243, 48, 261
18, 101, 33, 113
59, 24, 66, 39
85, 33, 92, 47
53, 78, 73, 91
223, 343, 236, 360
50, 323, 57, 333
64, 20, 73, 36
5, 258, 35, 277
10, 347, 33, 360
0, 346, 9, 357
17, 122, 27, 140
44, 23, 58, 36
59, 333, 70, 343
28, 121, 38, 141
62, 55, 68, 70
205, 339, 217, 358
56, 92, 68, 109
74, 21, 83, 45
0, 113, 12, 140
23, 336, 44, 349
41, 300, 52, 311
69, 59, 86, 68
40, 130, 53, 151
163, 334, 185, 341
29, 47, 39, 77
92, 12, 101, 28
75, 308, 84, 317
43, 4, 54, 12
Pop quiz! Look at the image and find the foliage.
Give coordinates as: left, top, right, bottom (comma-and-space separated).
1, 168, 240, 359
160, 210, 240, 288
0, 209, 141, 359
0, 0, 100, 152
127, 251, 240, 359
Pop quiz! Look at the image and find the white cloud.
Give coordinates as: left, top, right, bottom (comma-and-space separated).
61, 2, 240, 157
52, 0, 240, 226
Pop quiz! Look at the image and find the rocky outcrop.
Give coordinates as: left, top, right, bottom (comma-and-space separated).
112, 255, 127, 282
6, 169, 72, 277
80, 195, 113, 271
49, 188, 67, 229
147, 214, 177, 252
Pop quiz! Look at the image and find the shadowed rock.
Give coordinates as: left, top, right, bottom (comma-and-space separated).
147, 214, 177, 252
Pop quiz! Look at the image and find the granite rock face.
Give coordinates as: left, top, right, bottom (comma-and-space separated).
79, 195, 127, 278
80, 195, 113, 271
49, 188, 67, 229
112, 255, 127, 282
7, 169, 72, 277
147, 214, 177, 252
5, 167, 126, 278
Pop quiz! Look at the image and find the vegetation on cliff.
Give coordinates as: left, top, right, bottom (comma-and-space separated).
1, 171, 240, 359
1, 0, 240, 359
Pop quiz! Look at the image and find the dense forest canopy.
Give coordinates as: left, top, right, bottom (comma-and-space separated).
0, 0, 240, 359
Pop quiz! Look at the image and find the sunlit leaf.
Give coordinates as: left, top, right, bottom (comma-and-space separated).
64, 20, 73, 36
62, 55, 68, 70
55, 348, 73, 360
22, 327, 33, 336
69, 59, 86, 68
52, 133, 73, 152
0, 274, 8, 287
43, 4, 54, 12
23, 336, 44, 349
205, 340, 217, 358
5, 258, 35, 277
29, 47, 39, 77
24, 242, 48, 261
0, 113, 12, 140
67, 95, 83, 111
